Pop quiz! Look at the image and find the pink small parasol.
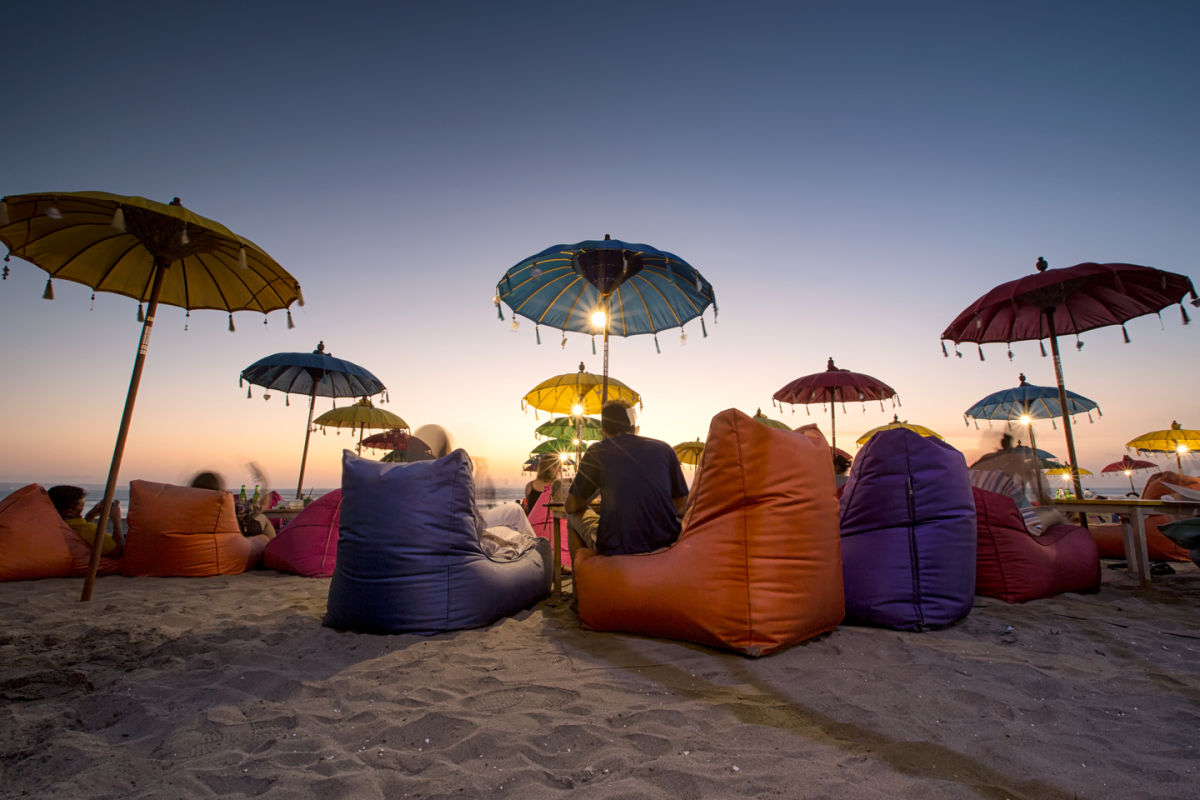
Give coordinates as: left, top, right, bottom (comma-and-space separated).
1100, 454, 1159, 494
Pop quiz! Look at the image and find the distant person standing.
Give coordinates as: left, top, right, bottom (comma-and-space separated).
47, 485, 124, 557
565, 400, 689, 563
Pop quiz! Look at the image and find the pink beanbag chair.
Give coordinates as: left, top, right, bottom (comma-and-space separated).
974, 487, 1100, 603
263, 490, 343, 577
527, 486, 569, 569
122, 480, 259, 577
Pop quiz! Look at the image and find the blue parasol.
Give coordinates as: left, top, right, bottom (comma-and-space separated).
964, 373, 1099, 503
963, 373, 1100, 425
241, 341, 386, 497
496, 235, 715, 402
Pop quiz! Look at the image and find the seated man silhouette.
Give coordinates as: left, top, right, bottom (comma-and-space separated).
565, 400, 689, 570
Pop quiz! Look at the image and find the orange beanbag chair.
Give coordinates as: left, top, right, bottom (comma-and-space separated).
1089, 471, 1199, 561
0, 484, 122, 581
122, 480, 259, 577
573, 409, 845, 656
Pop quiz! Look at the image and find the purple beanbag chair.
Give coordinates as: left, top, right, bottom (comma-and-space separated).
973, 487, 1100, 603
263, 490, 342, 578
325, 451, 551, 635
839, 428, 977, 630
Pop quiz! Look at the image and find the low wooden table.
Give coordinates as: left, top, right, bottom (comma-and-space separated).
1050, 498, 1200, 586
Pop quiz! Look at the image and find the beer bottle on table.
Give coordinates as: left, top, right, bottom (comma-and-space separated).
239, 485, 247, 504
252, 484, 261, 507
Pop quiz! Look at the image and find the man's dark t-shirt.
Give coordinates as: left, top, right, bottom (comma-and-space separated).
569, 433, 688, 555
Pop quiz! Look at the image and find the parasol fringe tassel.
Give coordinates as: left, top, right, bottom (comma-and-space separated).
941, 341, 948, 357
495, 295, 504, 320
560, 332, 567, 349
181, 223, 190, 245
137, 304, 144, 322
654, 334, 660, 354
1040, 341, 1047, 357
977, 345, 984, 361
184, 310, 189, 331
3, 255, 9, 280
111, 207, 125, 231
1122, 324, 1130, 343
680, 329, 687, 346
954, 346, 962, 358
1075, 336, 1083, 351
0, 199, 8, 226
1182, 304, 1191, 326
535, 325, 541, 345
296, 286, 305, 307
287, 310, 295, 329
89, 292, 95, 311
1051, 418, 1057, 430
1007, 347, 1013, 361
591, 336, 596, 355
510, 318, 519, 332
247, 385, 252, 399
285, 395, 290, 407
238, 247, 248, 270
228, 314, 236, 332
701, 318, 707, 337
42, 277, 54, 300
239, 376, 244, 388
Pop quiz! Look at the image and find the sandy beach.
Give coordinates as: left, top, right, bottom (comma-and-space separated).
1, 564, 1197, 800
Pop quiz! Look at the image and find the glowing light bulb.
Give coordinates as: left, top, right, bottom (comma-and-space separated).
591, 310, 606, 328
1018, 414, 1032, 426
571, 404, 584, 417
572, 438, 580, 446
1178, 444, 1189, 454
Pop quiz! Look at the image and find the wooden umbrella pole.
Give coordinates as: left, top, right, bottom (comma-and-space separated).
82, 261, 168, 601
1026, 422, 1048, 506
1128, 473, 1136, 494
1044, 310, 1085, 505
296, 387, 318, 499
601, 294, 610, 406
829, 391, 837, 450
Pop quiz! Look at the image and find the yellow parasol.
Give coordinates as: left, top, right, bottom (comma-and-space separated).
856, 414, 944, 447
522, 362, 640, 416
314, 398, 408, 454
1126, 421, 1199, 472
673, 439, 705, 467
752, 408, 791, 431
0, 191, 301, 601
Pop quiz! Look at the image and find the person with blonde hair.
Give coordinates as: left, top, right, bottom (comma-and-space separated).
524, 453, 565, 513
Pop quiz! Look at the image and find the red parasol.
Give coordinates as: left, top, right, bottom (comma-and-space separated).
772, 357, 898, 449
1100, 454, 1159, 494
360, 428, 414, 452
942, 258, 1198, 500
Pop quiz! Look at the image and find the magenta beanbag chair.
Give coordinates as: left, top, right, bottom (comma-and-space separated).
973, 487, 1100, 603
263, 490, 342, 577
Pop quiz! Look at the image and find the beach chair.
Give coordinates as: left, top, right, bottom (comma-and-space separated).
572, 409, 845, 657
325, 451, 551, 635
839, 428, 977, 631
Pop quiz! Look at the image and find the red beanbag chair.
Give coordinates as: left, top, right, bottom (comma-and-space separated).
122, 480, 257, 577
573, 409, 845, 657
1089, 471, 1199, 561
974, 487, 1100, 603
263, 490, 342, 577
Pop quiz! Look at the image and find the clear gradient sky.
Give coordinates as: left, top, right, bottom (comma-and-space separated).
2, 1, 1197, 493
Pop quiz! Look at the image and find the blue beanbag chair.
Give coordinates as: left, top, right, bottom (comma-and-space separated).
839, 428, 977, 630
325, 451, 551, 635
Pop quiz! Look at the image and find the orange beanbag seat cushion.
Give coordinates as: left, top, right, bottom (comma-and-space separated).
0, 484, 74, 580
1089, 471, 1199, 561
122, 480, 256, 577
573, 409, 845, 657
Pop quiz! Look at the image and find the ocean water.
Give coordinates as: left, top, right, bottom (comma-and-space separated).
3, 482, 527, 509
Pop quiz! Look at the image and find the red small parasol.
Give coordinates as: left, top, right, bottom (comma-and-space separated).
1100, 454, 1159, 494
773, 357, 898, 449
